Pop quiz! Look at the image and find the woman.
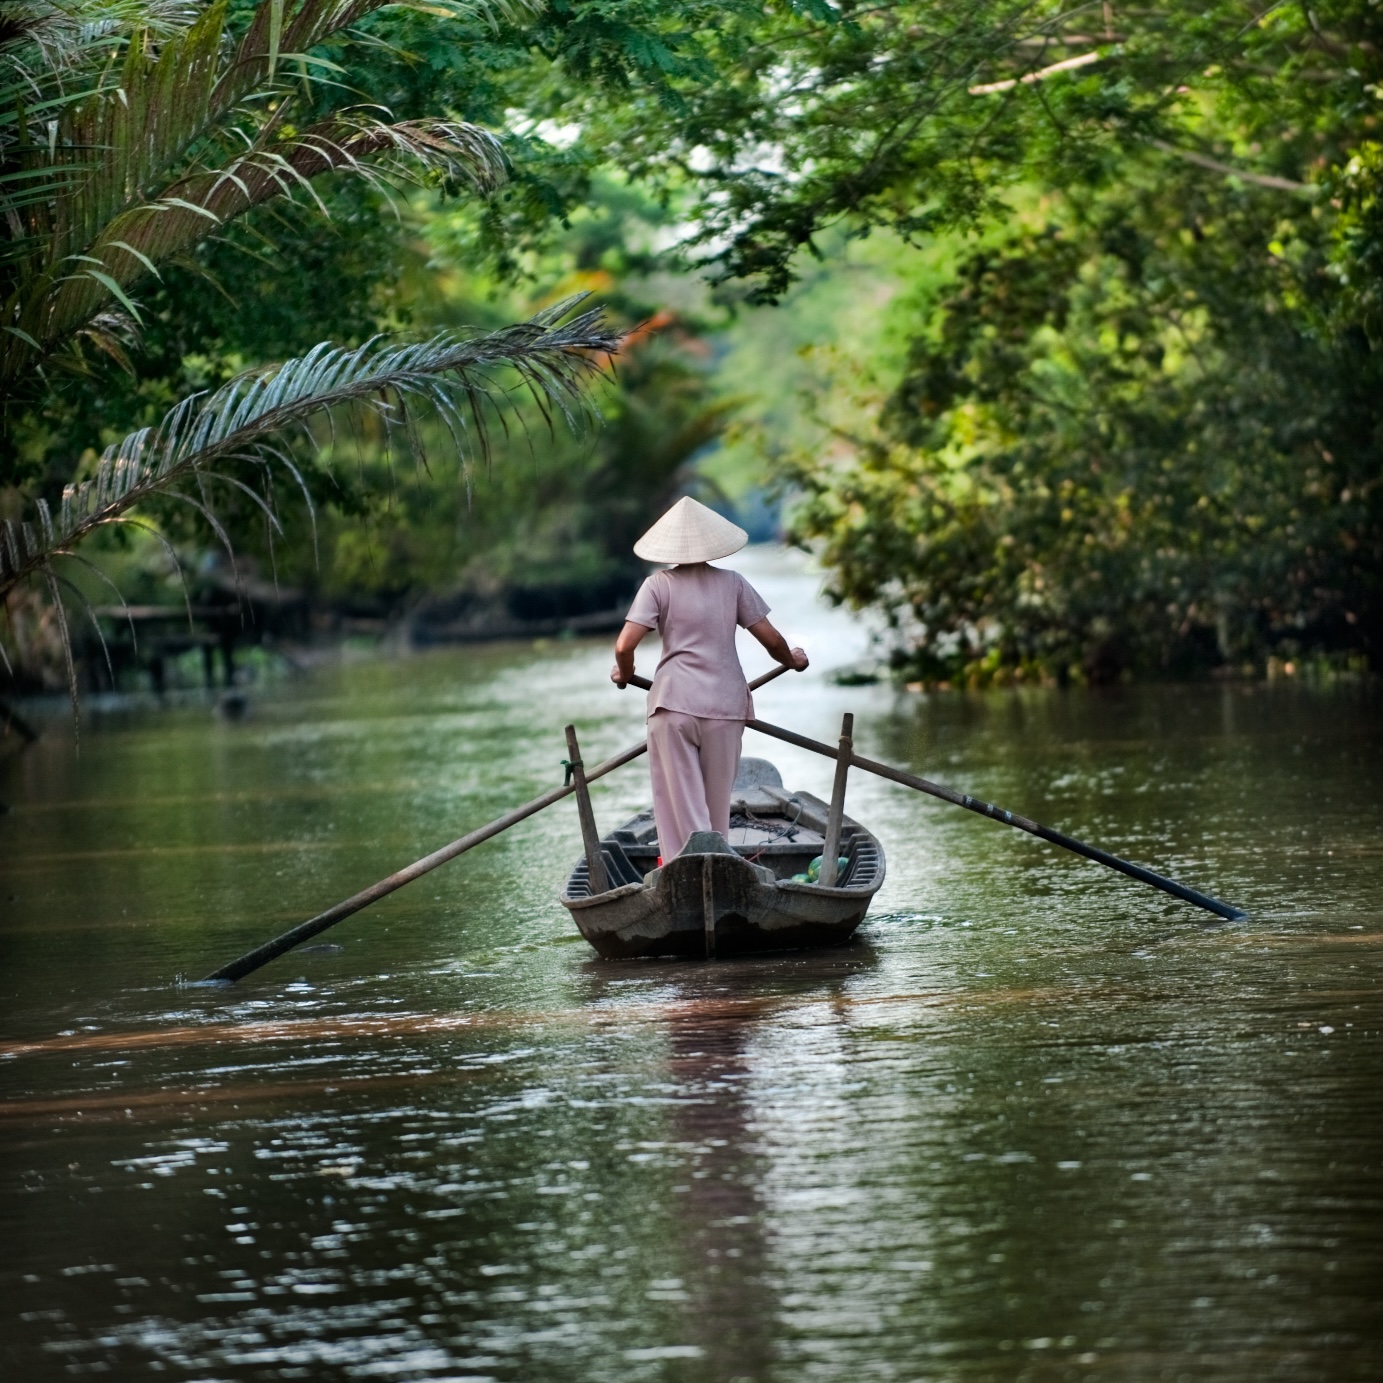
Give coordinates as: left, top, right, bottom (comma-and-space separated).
611, 497, 808, 862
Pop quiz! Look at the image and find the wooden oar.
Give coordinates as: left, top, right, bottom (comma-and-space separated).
203, 664, 791, 984
630, 670, 1241, 917
745, 717, 1246, 922
201, 739, 650, 984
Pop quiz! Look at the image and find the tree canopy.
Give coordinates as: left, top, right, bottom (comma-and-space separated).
2, 0, 1380, 691
771, 1, 1383, 680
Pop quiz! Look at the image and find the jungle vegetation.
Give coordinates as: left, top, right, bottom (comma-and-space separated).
771, 2, 1383, 683
2, 1, 1380, 692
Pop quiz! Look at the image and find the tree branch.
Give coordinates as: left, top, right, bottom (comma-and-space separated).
1150, 138, 1314, 193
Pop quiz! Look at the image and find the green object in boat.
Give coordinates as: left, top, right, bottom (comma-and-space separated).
802, 854, 849, 884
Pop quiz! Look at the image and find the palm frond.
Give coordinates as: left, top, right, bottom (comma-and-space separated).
0, 2, 191, 71
9, 113, 503, 371
0, 4, 199, 210
2, 0, 508, 381
0, 297, 624, 600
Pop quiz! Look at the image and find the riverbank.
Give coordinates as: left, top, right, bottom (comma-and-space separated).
0, 546, 871, 725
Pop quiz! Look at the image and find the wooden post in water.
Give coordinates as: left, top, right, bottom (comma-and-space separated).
818, 712, 853, 887
564, 725, 609, 897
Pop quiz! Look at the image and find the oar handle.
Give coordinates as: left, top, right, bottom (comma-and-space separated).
622, 663, 792, 694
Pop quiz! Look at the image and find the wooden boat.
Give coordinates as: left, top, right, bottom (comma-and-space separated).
559, 757, 886, 959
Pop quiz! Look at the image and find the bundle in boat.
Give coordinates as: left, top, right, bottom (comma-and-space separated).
559, 757, 886, 959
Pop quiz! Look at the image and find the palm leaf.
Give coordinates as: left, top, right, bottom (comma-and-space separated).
0, 4, 199, 216
2, 0, 508, 381
0, 296, 624, 600
9, 113, 503, 374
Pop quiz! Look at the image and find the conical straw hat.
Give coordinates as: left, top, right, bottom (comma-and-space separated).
633, 496, 748, 563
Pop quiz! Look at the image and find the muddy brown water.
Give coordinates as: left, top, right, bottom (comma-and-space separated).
2, 549, 1381, 1382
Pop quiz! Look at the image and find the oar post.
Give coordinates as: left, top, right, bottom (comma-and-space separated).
818, 712, 853, 887
564, 724, 609, 897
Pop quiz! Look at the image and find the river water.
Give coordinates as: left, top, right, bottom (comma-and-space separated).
2, 547, 1381, 1382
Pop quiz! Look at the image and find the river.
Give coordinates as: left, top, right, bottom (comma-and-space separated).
2, 547, 1381, 1381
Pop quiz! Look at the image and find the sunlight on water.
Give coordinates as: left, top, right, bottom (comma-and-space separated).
2, 547, 1381, 1381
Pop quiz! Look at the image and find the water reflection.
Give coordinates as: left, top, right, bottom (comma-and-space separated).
666, 1005, 775, 1383
577, 944, 880, 1381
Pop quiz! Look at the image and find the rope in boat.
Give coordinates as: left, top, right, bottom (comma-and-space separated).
730, 801, 811, 864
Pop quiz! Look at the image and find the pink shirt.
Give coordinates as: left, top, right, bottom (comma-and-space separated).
626, 563, 771, 721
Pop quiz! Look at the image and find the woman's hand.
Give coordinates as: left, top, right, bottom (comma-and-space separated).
747, 618, 809, 673
610, 664, 628, 688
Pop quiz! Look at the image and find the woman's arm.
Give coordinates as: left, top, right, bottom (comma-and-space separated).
747, 618, 809, 672
611, 621, 653, 686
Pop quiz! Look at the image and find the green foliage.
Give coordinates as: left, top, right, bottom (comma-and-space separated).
4, 179, 417, 504
27, 173, 732, 635
525, 2, 1381, 304
1333, 140, 1383, 340
0, 299, 621, 711
0, 0, 762, 514
0, 0, 508, 392
293, 326, 733, 614
789, 166, 1383, 683
9, 0, 1383, 696
775, 2, 1383, 682
0, 0, 638, 701
701, 226, 925, 505
233, 175, 736, 612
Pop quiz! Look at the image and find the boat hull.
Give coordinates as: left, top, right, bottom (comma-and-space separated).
558, 762, 886, 960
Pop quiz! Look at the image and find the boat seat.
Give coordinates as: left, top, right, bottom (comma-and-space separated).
732, 757, 783, 790
601, 840, 644, 887
610, 813, 659, 846
732, 786, 784, 813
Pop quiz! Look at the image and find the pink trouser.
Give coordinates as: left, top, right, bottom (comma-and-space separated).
647, 710, 744, 862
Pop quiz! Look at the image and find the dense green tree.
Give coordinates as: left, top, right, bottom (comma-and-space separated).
789, 166, 1383, 682
773, 2, 1383, 679
0, 0, 623, 694
0, 0, 766, 591
526, 3, 1380, 308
